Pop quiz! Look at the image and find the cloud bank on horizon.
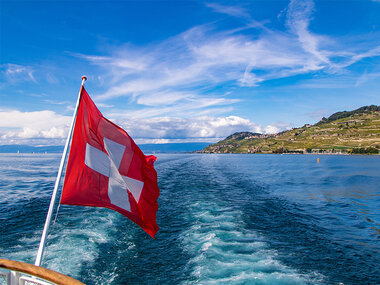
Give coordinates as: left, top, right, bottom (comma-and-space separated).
1, 0, 380, 145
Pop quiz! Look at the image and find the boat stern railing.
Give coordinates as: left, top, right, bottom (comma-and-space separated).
0, 259, 85, 285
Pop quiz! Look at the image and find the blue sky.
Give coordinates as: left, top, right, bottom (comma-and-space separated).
1, 0, 380, 145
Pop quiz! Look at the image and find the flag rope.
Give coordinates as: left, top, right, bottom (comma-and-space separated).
34, 76, 87, 267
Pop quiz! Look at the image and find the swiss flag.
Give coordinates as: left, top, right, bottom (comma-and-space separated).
61, 87, 159, 238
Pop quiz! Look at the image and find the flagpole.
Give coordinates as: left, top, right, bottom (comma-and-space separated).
35, 76, 87, 267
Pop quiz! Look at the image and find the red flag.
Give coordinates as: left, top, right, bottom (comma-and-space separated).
61, 87, 159, 238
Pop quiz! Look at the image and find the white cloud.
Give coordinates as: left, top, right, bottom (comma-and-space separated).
0, 105, 298, 147
0, 110, 69, 129
0, 108, 291, 145
0, 110, 70, 144
264, 123, 292, 134
264, 125, 281, 134
116, 115, 285, 143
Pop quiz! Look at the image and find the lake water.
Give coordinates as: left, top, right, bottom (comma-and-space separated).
0, 153, 379, 284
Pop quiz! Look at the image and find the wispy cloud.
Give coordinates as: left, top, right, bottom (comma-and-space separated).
305, 109, 329, 120
2, 64, 36, 83
287, 0, 331, 68
79, 0, 380, 113
206, 2, 250, 19
355, 70, 380, 87
205, 2, 269, 31
107, 96, 238, 119
43, 99, 73, 105
83, 27, 319, 107
335, 46, 380, 69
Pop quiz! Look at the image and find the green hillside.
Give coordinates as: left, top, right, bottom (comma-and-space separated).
202, 105, 380, 154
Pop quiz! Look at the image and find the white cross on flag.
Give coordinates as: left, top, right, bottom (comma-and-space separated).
61, 87, 159, 238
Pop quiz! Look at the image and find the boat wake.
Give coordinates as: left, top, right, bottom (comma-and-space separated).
180, 202, 324, 284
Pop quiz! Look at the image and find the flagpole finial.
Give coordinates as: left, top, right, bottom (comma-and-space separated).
81, 76, 87, 87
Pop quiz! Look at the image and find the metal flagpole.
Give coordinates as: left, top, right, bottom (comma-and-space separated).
35, 76, 87, 266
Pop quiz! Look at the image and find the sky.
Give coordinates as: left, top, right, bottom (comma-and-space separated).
1, 0, 380, 145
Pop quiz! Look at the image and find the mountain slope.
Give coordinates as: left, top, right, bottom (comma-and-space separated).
202, 105, 380, 154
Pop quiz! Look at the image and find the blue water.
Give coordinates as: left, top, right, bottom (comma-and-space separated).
1, 153, 379, 284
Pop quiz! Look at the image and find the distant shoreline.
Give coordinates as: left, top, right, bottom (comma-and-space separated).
196, 151, 379, 156
1, 151, 378, 156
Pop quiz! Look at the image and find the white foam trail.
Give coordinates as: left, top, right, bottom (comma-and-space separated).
45, 210, 124, 278
0, 154, 134, 284
180, 202, 324, 284
1, 209, 121, 281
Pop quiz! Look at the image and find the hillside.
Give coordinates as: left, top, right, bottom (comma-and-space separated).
201, 105, 380, 154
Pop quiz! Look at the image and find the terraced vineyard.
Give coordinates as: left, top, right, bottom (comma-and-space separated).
202, 106, 380, 154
